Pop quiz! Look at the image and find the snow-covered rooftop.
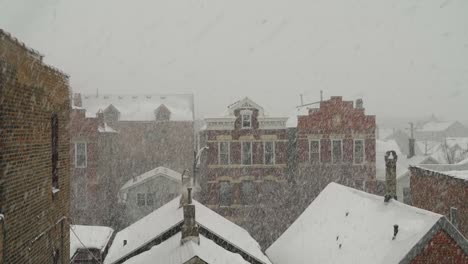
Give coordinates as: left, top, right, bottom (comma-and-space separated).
286, 105, 311, 128
266, 182, 443, 264
104, 196, 271, 264
122, 232, 249, 264
442, 170, 468, 181
78, 94, 194, 121
98, 123, 118, 133
419, 121, 455, 132
70, 225, 114, 258
120, 166, 182, 192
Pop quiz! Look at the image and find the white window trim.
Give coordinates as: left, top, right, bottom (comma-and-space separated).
353, 139, 365, 164
74, 142, 87, 168
331, 139, 343, 164
218, 141, 231, 165
241, 114, 252, 129
309, 139, 321, 163
263, 141, 276, 165
241, 141, 253, 165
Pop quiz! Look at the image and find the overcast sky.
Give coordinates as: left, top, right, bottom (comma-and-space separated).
1, 0, 467, 123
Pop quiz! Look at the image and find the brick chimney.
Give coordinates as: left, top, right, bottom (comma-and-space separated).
73, 93, 82, 107
355, 98, 363, 109
96, 109, 105, 128
181, 187, 200, 245
384, 150, 398, 202
408, 138, 415, 158
179, 170, 191, 207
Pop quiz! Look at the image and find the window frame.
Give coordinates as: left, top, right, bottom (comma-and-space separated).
218, 141, 231, 165
309, 139, 321, 163
353, 139, 365, 164
331, 139, 343, 164
241, 141, 253, 165
263, 141, 275, 165
137, 193, 146, 207
74, 142, 88, 168
241, 114, 252, 129
241, 180, 255, 205
219, 181, 232, 207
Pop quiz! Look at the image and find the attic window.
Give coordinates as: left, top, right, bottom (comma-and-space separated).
242, 114, 251, 128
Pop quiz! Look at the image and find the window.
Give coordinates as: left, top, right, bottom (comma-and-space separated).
242, 114, 251, 128
218, 141, 230, 165
241, 142, 252, 165
137, 193, 146, 207
332, 139, 343, 163
75, 142, 87, 168
263, 141, 275, 165
51, 113, 59, 189
309, 140, 320, 163
354, 139, 365, 164
219, 181, 232, 206
241, 181, 255, 204
146, 193, 154, 206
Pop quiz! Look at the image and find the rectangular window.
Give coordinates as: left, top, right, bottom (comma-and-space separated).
241, 142, 252, 165
242, 114, 251, 128
332, 139, 343, 164
218, 141, 230, 165
137, 193, 146, 207
146, 193, 154, 206
241, 181, 255, 205
219, 181, 232, 206
51, 113, 59, 189
309, 140, 320, 163
264, 141, 275, 165
354, 139, 365, 164
75, 142, 87, 168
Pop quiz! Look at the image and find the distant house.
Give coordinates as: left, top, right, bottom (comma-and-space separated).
410, 164, 468, 239
266, 182, 468, 264
415, 137, 468, 164
70, 225, 114, 264
415, 121, 468, 141
70, 93, 195, 227
375, 139, 438, 203
118, 166, 183, 225
104, 192, 271, 264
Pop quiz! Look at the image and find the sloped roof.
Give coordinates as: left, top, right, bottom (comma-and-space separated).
266, 183, 445, 264
122, 233, 249, 264
104, 197, 271, 264
413, 164, 468, 182
120, 166, 182, 192
78, 94, 194, 121
419, 121, 455, 132
70, 225, 114, 258
227, 97, 265, 116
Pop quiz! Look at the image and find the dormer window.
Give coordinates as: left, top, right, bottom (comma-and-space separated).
240, 110, 252, 128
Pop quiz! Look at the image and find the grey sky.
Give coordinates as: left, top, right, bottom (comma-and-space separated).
1, 0, 467, 122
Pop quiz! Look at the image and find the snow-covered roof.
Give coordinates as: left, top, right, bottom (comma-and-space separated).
266, 182, 443, 264
104, 196, 271, 264
122, 233, 249, 264
419, 121, 455, 132
98, 123, 118, 133
458, 156, 468, 165
70, 225, 114, 258
413, 164, 468, 182
442, 170, 468, 181
120, 166, 182, 192
286, 105, 311, 128
227, 97, 265, 116
78, 94, 194, 121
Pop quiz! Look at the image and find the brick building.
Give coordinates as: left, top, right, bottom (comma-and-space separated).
70, 93, 194, 228
290, 96, 376, 220
0, 29, 71, 263
199, 97, 289, 248
410, 164, 468, 239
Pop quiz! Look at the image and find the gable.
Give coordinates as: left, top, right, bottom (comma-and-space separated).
228, 97, 264, 116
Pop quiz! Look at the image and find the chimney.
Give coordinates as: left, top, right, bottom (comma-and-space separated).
450, 207, 458, 228
384, 150, 398, 202
408, 138, 415, 158
179, 170, 190, 207
181, 187, 200, 245
97, 109, 105, 128
73, 93, 82, 107
355, 99, 363, 109
392, 225, 399, 240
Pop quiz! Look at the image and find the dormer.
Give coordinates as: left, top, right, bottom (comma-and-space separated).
227, 97, 264, 116
154, 104, 171, 121
103, 104, 120, 124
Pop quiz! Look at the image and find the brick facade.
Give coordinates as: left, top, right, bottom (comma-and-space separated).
70, 95, 194, 228
0, 29, 70, 263
411, 230, 468, 264
410, 166, 468, 239
290, 96, 376, 225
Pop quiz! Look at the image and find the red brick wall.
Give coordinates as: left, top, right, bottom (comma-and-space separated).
0, 31, 70, 263
411, 230, 468, 264
410, 168, 468, 239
